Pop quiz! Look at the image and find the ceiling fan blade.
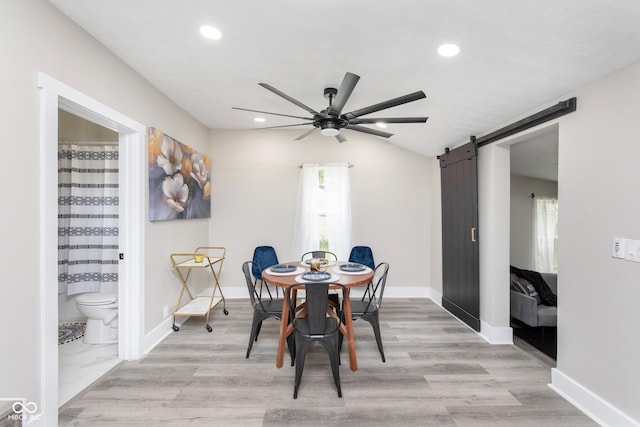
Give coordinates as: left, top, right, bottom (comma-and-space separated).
335, 133, 347, 143
343, 91, 426, 120
258, 83, 320, 115
294, 128, 317, 140
345, 124, 394, 138
256, 122, 313, 130
327, 72, 360, 116
348, 117, 429, 124
232, 107, 312, 121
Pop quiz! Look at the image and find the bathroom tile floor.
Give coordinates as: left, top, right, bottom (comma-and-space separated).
58, 337, 120, 407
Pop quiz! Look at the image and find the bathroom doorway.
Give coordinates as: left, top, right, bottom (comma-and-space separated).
39, 73, 146, 424
57, 110, 121, 405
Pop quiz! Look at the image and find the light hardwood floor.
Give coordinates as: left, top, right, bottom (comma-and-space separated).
59, 298, 596, 426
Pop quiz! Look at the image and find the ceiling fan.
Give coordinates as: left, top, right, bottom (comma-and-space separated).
232, 72, 428, 143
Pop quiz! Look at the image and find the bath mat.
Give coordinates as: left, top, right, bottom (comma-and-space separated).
58, 322, 86, 345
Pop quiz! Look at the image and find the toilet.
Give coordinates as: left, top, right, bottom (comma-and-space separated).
75, 293, 118, 344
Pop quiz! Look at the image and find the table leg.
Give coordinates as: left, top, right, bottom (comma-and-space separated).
276, 287, 290, 368
342, 287, 358, 371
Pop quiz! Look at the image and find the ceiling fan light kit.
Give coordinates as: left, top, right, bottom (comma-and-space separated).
320, 127, 340, 137
233, 72, 428, 142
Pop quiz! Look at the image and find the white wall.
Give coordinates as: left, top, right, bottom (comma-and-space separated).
477, 60, 640, 425
552, 60, 640, 425
510, 175, 558, 270
0, 1, 209, 420
207, 129, 434, 297
478, 143, 512, 340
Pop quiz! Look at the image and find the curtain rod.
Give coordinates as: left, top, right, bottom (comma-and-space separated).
298, 162, 353, 168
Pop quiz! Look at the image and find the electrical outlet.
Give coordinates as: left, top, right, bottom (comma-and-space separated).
163, 305, 169, 319
612, 237, 626, 259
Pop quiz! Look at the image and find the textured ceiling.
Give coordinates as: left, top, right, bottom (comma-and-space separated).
510, 126, 559, 182
49, 0, 640, 158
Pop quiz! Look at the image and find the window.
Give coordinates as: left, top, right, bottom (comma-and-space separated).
293, 163, 352, 259
532, 197, 558, 273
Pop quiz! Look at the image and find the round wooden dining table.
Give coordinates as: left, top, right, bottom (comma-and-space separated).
262, 260, 374, 371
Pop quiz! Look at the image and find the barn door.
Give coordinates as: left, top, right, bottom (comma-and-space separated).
439, 141, 480, 331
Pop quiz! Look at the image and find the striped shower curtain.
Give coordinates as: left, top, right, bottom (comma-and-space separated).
58, 143, 119, 295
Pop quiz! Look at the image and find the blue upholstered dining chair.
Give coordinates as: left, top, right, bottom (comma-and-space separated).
252, 245, 279, 298
348, 246, 375, 270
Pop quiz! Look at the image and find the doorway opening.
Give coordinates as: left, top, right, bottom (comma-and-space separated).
38, 73, 145, 424
508, 125, 559, 362
57, 110, 121, 405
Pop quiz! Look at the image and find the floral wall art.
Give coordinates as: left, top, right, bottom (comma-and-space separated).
148, 128, 211, 221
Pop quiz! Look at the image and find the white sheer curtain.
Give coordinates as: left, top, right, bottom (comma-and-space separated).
58, 143, 119, 295
292, 163, 352, 260
532, 196, 558, 273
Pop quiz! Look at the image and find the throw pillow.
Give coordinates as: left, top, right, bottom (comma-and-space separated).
510, 274, 541, 304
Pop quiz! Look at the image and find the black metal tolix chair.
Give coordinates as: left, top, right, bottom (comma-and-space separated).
286, 282, 345, 399
341, 262, 389, 362
242, 261, 294, 363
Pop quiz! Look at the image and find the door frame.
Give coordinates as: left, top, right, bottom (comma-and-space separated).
38, 73, 146, 424
477, 122, 560, 344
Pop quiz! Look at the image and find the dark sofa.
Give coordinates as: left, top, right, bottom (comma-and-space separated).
510, 272, 557, 327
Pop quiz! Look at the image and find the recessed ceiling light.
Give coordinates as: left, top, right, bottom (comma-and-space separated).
376, 122, 387, 129
254, 117, 266, 123
437, 43, 460, 57
200, 25, 222, 40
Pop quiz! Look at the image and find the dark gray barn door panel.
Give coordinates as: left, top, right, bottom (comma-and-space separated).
439, 142, 480, 331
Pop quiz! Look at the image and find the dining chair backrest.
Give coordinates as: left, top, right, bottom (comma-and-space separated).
252, 246, 279, 280
308, 283, 334, 335
287, 282, 345, 398
301, 250, 338, 262
242, 261, 293, 361
363, 262, 390, 313
342, 262, 389, 363
242, 261, 268, 311
348, 246, 375, 270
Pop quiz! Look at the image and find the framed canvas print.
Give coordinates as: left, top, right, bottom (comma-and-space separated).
148, 127, 211, 221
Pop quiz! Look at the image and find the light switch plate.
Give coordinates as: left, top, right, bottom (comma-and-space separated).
624, 238, 640, 263
612, 237, 626, 259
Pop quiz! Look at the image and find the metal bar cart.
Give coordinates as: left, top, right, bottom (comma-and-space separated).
169, 246, 228, 332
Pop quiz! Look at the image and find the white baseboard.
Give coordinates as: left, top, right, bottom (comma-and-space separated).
422, 288, 512, 344
144, 315, 181, 354
426, 287, 442, 304
550, 368, 639, 427
479, 321, 513, 344
385, 286, 431, 298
